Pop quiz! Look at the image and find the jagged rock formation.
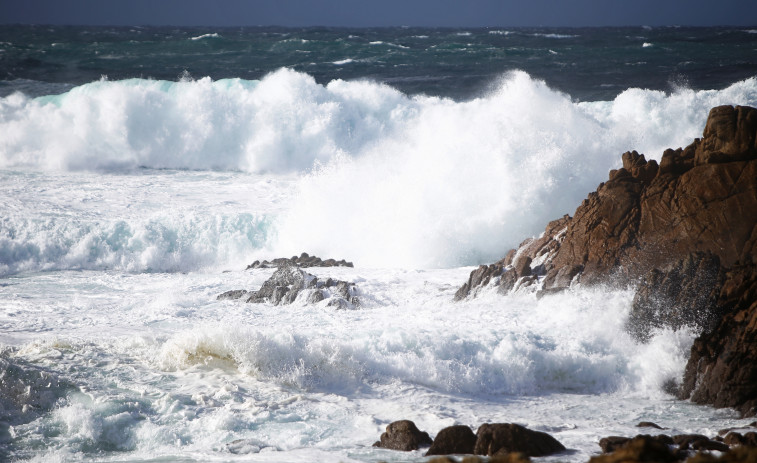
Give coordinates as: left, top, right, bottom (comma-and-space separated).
455, 105, 757, 416
246, 252, 353, 270
218, 263, 359, 308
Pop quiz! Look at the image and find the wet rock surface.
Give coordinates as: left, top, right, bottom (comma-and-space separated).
375, 417, 757, 462
455, 105, 757, 417
217, 262, 359, 308
373, 420, 433, 451
473, 423, 566, 457
425, 425, 477, 456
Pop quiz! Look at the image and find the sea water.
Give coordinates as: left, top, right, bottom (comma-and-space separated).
1, 26, 757, 462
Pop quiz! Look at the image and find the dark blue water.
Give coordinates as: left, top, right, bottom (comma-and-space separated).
1, 25, 756, 101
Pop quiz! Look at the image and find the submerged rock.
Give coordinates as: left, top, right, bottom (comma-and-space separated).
373, 420, 433, 451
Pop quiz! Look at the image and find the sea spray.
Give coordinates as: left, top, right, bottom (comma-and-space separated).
271, 73, 757, 267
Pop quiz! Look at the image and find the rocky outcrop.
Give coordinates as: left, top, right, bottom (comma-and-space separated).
218, 263, 359, 308
455, 105, 757, 416
457, 105, 757, 298
246, 253, 353, 269
373, 420, 433, 451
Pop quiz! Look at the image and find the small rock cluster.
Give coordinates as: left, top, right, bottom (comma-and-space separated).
372, 420, 565, 459
373, 420, 757, 463
246, 252, 353, 269
593, 421, 757, 463
218, 261, 359, 309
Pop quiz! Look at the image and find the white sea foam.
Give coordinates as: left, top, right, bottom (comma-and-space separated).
3, 268, 742, 462
1, 71, 756, 270
154, 284, 682, 396
190, 33, 220, 41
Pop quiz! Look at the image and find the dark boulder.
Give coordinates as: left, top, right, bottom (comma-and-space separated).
372, 420, 432, 451
473, 423, 565, 457
426, 425, 477, 456
724, 431, 757, 447
590, 435, 681, 463
599, 434, 673, 454
599, 436, 631, 453
246, 253, 353, 270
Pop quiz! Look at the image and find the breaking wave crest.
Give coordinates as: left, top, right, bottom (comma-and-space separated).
2, 70, 756, 269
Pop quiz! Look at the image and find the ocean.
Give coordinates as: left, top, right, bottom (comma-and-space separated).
1, 25, 757, 462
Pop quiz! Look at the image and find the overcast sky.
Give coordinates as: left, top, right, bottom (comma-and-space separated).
1, 0, 756, 28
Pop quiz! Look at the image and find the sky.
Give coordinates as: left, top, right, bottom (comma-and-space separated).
1, 0, 756, 28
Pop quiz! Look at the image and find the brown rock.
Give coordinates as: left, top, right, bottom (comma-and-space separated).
490, 453, 532, 463
696, 106, 757, 165
426, 425, 477, 456
685, 446, 757, 463
454, 263, 506, 300
590, 435, 680, 463
473, 423, 565, 457
599, 436, 631, 453
673, 434, 730, 452
373, 420, 432, 451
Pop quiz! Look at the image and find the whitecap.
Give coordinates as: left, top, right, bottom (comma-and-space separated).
190, 33, 221, 41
